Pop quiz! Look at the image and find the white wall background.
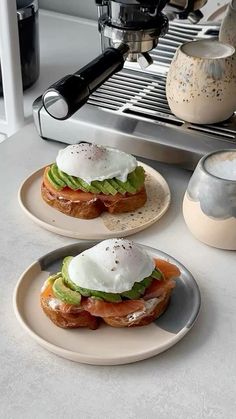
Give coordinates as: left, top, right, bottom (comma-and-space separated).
39, 0, 97, 20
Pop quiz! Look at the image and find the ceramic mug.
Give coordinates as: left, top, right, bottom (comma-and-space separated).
183, 149, 236, 250
166, 40, 236, 124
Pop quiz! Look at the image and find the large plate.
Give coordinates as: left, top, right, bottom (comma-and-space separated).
18, 162, 170, 240
13, 242, 201, 366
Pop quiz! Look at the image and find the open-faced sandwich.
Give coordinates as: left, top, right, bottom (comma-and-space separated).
40, 239, 181, 329
41, 143, 147, 219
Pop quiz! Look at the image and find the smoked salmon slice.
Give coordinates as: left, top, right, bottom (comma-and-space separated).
144, 259, 180, 300
82, 298, 145, 317
144, 278, 175, 300
154, 259, 181, 280
41, 282, 54, 299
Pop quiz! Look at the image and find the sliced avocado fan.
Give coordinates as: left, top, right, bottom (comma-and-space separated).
46, 164, 145, 196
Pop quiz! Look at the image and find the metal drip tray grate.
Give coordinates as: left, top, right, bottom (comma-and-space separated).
150, 23, 220, 68
88, 69, 236, 142
87, 21, 236, 144
125, 21, 220, 74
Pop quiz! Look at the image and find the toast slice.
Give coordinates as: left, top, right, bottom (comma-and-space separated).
40, 292, 99, 330
41, 166, 147, 219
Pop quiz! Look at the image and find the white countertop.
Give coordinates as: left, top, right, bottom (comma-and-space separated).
1, 122, 236, 419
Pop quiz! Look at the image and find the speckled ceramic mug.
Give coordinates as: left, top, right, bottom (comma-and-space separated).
166, 40, 236, 124
183, 149, 236, 250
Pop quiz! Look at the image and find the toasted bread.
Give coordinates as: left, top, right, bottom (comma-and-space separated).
40, 294, 99, 330
40, 289, 171, 330
41, 183, 105, 219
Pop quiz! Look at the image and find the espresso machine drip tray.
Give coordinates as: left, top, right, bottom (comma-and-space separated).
33, 22, 236, 170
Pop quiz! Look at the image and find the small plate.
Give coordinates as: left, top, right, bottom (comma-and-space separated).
18, 162, 170, 240
13, 242, 201, 366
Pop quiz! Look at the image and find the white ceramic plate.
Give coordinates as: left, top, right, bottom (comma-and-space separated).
18, 162, 171, 240
13, 242, 201, 366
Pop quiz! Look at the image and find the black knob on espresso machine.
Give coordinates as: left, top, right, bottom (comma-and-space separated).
43, 45, 128, 120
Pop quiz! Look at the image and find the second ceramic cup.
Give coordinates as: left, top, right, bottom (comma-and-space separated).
166, 40, 236, 124
183, 149, 236, 250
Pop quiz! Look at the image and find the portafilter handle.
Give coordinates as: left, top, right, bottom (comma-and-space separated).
43, 45, 128, 120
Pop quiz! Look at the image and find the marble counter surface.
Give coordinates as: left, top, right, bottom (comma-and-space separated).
1, 123, 235, 419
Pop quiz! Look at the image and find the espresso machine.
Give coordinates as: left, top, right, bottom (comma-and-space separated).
33, 0, 236, 169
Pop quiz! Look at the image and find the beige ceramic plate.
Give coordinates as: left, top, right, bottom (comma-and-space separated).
18, 162, 170, 239
13, 242, 201, 366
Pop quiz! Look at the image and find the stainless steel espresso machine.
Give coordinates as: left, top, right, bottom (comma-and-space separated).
33, 0, 236, 169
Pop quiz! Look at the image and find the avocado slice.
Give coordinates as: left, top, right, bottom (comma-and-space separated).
76, 286, 122, 302
141, 276, 153, 288
56, 168, 79, 190
52, 277, 81, 305
61, 256, 81, 291
75, 177, 98, 194
86, 182, 100, 194
128, 169, 142, 191
151, 269, 163, 280
121, 276, 153, 299
121, 282, 145, 299
47, 168, 63, 190
115, 178, 137, 194
65, 175, 82, 190
91, 179, 119, 196
89, 186, 101, 194
47, 272, 62, 285
121, 277, 151, 299
74, 285, 92, 297
135, 166, 145, 186
128, 167, 145, 190
91, 180, 108, 194
56, 167, 68, 184
90, 290, 122, 302
109, 179, 126, 195
51, 164, 66, 188
102, 180, 117, 196
135, 165, 145, 177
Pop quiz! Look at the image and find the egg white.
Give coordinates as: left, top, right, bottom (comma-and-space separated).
56, 143, 137, 184
68, 239, 155, 293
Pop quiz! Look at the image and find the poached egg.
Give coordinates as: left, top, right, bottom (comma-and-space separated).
56, 143, 137, 184
68, 239, 155, 293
